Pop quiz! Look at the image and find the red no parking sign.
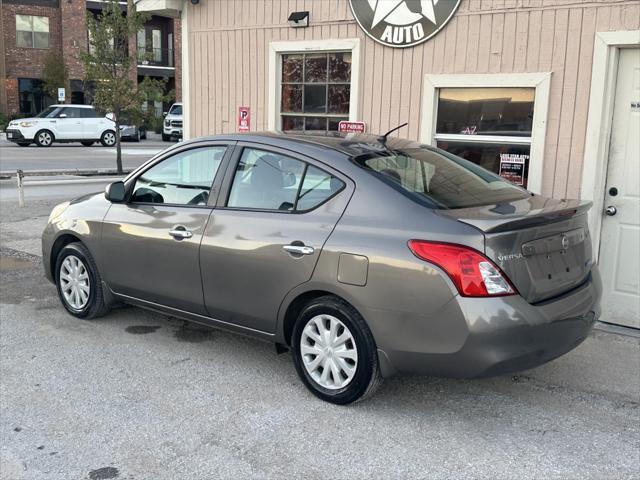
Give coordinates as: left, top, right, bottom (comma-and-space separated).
238, 107, 250, 132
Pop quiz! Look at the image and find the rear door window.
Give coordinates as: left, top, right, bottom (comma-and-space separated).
227, 148, 344, 212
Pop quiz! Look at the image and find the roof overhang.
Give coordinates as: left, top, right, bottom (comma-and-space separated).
134, 0, 183, 18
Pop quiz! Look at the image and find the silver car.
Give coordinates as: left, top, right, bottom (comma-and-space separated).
42, 133, 601, 404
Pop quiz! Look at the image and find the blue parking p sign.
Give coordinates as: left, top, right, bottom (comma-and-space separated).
57, 88, 65, 102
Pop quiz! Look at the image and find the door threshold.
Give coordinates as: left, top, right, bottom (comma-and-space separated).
594, 321, 640, 338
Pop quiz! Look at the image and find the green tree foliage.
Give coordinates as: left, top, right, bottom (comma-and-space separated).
42, 52, 69, 100
80, 0, 168, 173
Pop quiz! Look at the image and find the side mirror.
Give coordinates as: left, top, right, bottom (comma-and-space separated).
58, 113, 67, 119
163, 112, 168, 117
105, 181, 126, 203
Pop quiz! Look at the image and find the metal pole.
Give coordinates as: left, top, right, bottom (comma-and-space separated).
16, 169, 24, 208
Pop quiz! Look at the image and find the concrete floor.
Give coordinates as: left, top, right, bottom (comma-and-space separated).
1, 199, 639, 480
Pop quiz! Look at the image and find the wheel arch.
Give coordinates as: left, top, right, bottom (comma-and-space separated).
49, 233, 86, 280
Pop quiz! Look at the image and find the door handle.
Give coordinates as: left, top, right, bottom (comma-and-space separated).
604, 205, 617, 216
169, 226, 193, 239
283, 244, 314, 255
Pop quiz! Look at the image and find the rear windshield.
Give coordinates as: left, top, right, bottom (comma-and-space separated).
169, 105, 182, 116
354, 146, 530, 209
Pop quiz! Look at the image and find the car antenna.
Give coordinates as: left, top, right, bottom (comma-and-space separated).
378, 122, 408, 145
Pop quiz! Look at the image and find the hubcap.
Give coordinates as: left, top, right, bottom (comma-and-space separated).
300, 314, 358, 390
39, 132, 52, 145
59, 255, 90, 310
104, 133, 115, 145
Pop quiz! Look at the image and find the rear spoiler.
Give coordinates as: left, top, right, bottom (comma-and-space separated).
437, 199, 592, 234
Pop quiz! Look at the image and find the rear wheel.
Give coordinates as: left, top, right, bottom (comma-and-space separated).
100, 130, 116, 147
291, 295, 382, 405
81, 141, 94, 147
34, 130, 54, 147
55, 243, 110, 319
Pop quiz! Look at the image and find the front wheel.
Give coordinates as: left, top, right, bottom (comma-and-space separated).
100, 130, 116, 147
55, 243, 110, 319
291, 295, 382, 405
34, 130, 54, 147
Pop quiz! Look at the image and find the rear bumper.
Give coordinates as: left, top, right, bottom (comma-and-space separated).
374, 267, 602, 378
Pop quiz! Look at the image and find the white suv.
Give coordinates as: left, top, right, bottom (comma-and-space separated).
5, 105, 116, 147
162, 103, 182, 141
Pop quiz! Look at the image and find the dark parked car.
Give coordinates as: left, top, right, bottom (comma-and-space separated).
42, 132, 601, 404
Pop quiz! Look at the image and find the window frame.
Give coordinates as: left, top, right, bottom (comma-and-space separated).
123, 142, 234, 209
420, 73, 551, 194
218, 143, 348, 215
15, 14, 49, 49
268, 39, 361, 132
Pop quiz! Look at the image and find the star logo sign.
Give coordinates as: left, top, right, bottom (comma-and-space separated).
349, 0, 461, 48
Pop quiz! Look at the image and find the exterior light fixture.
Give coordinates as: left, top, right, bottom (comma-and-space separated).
288, 11, 309, 28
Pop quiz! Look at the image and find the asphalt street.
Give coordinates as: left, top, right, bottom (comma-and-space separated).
1, 198, 639, 480
0, 133, 171, 173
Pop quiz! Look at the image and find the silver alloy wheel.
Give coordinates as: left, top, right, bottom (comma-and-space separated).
103, 132, 116, 146
300, 314, 358, 390
59, 255, 90, 310
38, 131, 52, 146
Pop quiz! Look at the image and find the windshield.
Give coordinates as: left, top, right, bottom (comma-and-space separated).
35, 106, 64, 118
354, 146, 531, 209
169, 105, 182, 116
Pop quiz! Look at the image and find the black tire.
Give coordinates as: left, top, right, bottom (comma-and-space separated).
162, 134, 170, 142
54, 242, 110, 319
134, 130, 141, 142
291, 295, 382, 405
81, 141, 94, 147
100, 130, 116, 147
17, 142, 30, 147
34, 129, 54, 147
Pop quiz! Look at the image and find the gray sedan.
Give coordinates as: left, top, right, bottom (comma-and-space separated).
42, 133, 601, 404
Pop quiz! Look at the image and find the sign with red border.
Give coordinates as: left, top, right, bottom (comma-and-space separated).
238, 106, 250, 132
338, 121, 366, 133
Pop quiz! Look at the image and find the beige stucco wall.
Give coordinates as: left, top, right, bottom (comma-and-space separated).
185, 0, 640, 198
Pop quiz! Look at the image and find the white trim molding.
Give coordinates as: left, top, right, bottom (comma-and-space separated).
181, 5, 189, 140
267, 38, 361, 131
581, 30, 640, 261
420, 72, 551, 194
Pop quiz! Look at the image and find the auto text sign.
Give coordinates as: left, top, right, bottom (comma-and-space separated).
238, 106, 250, 132
338, 121, 366, 134
349, 0, 461, 48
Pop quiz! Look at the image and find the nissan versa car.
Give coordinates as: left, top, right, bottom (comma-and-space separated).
42, 133, 601, 404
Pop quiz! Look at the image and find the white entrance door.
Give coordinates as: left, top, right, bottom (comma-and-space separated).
599, 48, 640, 329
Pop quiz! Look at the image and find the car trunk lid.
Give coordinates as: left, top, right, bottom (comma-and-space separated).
437, 196, 593, 303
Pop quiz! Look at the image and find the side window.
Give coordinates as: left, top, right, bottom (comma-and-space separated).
60, 107, 81, 119
131, 146, 226, 205
296, 165, 344, 211
80, 108, 97, 118
227, 148, 344, 211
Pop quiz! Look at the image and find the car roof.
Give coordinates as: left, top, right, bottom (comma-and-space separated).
194, 131, 426, 158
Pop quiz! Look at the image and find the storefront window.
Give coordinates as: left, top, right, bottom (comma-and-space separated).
18, 78, 54, 116
435, 87, 534, 187
280, 52, 351, 132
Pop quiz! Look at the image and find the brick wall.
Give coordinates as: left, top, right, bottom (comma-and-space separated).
60, 0, 87, 81
2, 3, 62, 114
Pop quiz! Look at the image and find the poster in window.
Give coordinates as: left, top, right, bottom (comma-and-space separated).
499, 153, 528, 186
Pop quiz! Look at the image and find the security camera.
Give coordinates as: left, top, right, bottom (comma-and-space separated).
190, 0, 199, 4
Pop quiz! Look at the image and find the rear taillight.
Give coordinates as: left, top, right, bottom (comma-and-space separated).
408, 240, 516, 297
